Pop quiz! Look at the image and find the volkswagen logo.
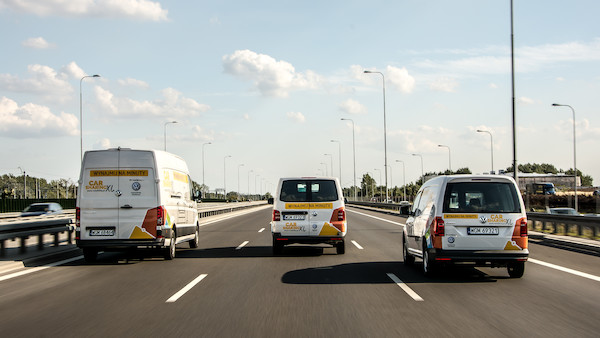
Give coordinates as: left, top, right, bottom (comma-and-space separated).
479, 216, 488, 224
132, 182, 141, 191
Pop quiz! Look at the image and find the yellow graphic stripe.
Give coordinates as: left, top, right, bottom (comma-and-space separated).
444, 214, 478, 219
285, 203, 333, 209
90, 170, 148, 177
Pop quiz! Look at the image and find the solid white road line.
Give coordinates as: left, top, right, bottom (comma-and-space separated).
347, 209, 405, 227
351, 240, 364, 250
258, 228, 265, 233
528, 258, 600, 282
166, 274, 208, 303
0, 255, 83, 282
236, 241, 249, 250
386, 273, 424, 302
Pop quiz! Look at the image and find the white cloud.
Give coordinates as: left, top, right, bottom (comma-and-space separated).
0, 0, 168, 21
94, 86, 210, 118
0, 96, 78, 138
222, 49, 323, 97
386, 66, 416, 93
0, 63, 84, 102
338, 98, 367, 115
286, 111, 305, 123
118, 77, 149, 88
430, 77, 458, 92
243, 113, 250, 120
489, 83, 498, 89
93, 138, 111, 149
21, 37, 53, 49
518, 97, 535, 105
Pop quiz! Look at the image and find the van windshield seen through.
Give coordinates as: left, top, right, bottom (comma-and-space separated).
279, 180, 338, 202
442, 182, 521, 213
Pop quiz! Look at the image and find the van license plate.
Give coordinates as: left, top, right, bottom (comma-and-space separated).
89, 229, 115, 236
468, 227, 499, 235
283, 214, 306, 220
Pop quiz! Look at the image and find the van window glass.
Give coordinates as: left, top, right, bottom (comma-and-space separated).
279, 180, 338, 202
443, 182, 521, 213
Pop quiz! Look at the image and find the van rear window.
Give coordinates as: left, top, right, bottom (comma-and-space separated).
443, 182, 521, 213
280, 180, 338, 202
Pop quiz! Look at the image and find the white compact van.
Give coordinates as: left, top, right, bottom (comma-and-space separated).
76, 148, 199, 262
270, 177, 347, 254
403, 175, 528, 277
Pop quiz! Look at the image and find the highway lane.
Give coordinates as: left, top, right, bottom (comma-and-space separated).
0, 206, 598, 337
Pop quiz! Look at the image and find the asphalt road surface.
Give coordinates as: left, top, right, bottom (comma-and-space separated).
1, 206, 599, 337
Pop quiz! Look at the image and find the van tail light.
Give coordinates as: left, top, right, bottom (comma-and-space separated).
517, 217, 528, 237
433, 216, 445, 237
157, 206, 166, 226
330, 207, 345, 222
272, 210, 281, 222
75, 207, 80, 228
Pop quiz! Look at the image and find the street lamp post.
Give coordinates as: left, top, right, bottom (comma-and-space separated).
330, 140, 342, 184
552, 103, 578, 211
341, 118, 357, 200
248, 170, 253, 199
255, 174, 260, 198
80, 74, 100, 163
364, 70, 388, 201
223, 155, 231, 199
237, 164, 244, 200
412, 154, 424, 182
396, 160, 406, 201
438, 144, 451, 172
374, 168, 382, 200
477, 129, 494, 174
324, 154, 333, 177
18, 167, 26, 199
202, 142, 212, 194
320, 162, 328, 176
164, 121, 177, 151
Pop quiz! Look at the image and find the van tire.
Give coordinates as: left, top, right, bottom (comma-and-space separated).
507, 261, 525, 278
336, 240, 345, 255
272, 239, 283, 255
164, 232, 176, 260
189, 225, 199, 249
83, 248, 98, 262
422, 241, 438, 277
403, 236, 414, 266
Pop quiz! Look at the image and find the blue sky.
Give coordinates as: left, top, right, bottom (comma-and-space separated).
1, 0, 599, 194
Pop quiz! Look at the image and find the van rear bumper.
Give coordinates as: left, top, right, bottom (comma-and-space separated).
429, 249, 529, 265
77, 239, 166, 249
272, 233, 344, 246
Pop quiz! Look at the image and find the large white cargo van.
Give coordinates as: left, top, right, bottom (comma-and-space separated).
76, 148, 199, 262
403, 175, 529, 278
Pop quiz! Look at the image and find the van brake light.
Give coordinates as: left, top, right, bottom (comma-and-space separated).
75, 207, 80, 227
518, 217, 528, 237
273, 210, 281, 222
157, 206, 165, 226
433, 216, 445, 236
330, 207, 345, 222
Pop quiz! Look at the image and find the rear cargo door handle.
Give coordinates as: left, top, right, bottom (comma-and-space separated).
121, 204, 132, 209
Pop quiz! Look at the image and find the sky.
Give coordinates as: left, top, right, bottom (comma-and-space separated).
1, 0, 599, 195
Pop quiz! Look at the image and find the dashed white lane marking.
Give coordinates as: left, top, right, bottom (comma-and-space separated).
347, 209, 405, 226
0, 255, 83, 283
166, 274, 208, 303
528, 258, 600, 282
351, 240, 364, 250
258, 228, 265, 233
387, 273, 424, 302
236, 241, 249, 250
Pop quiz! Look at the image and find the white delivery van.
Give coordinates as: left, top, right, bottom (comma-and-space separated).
76, 148, 199, 262
403, 175, 528, 277
270, 177, 347, 254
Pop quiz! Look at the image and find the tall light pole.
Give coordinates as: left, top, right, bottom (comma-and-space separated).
80, 74, 100, 163
438, 144, 451, 172
552, 103, 578, 212
320, 162, 328, 176
324, 154, 333, 177
202, 142, 211, 194
164, 121, 177, 151
330, 140, 342, 183
18, 167, 26, 199
223, 155, 231, 199
412, 154, 424, 182
396, 160, 406, 201
237, 164, 244, 200
364, 70, 388, 201
248, 170, 253, 198
255, 174, 260, 197
477, 129, 494, 174
374, 168, 382, 199
341, 118, 357, 200
510, 0, 518, 185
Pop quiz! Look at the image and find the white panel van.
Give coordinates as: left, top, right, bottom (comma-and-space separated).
270, 177, 347, 254
403, 175, 528, 277
76, 148, 199, 262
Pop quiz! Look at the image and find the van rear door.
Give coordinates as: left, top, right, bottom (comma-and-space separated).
308, 180, 343, 236
279, 180, 311, 237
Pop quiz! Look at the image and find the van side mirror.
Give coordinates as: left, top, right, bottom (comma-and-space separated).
344, 197, 348, 204
267, 197, 274, 205
193, 190, 202, 201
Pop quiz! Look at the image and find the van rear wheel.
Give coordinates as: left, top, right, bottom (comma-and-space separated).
189, 225, 199, 249
403, 236, 414, 266
422, 242, 438, 277
507, 261, 525, 278
164, 232, 176, 260
272, 238, 283, 255
336, 240, 345, 255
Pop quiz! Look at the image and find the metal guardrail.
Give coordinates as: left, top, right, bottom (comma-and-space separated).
347, 201, 410, 214
527, 212, 600, 238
